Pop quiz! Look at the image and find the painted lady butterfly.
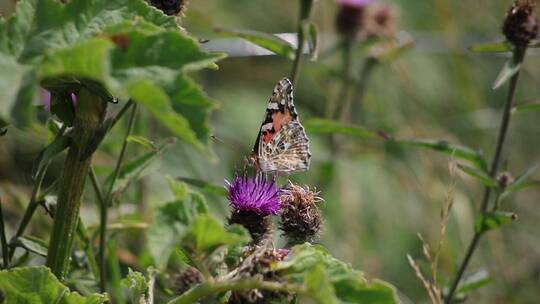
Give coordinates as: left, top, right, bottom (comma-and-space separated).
246, 78, 311, 175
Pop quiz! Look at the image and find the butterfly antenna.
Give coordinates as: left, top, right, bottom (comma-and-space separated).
210, 134, 243, 153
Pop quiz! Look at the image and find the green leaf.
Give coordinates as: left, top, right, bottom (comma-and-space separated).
0, 266, 107, 303
105, 139, 174, 195
217, 28, 296, 60
304, 118, 376, 138
183, 215, 250, 254
1, 0, 222, 148
307, 23, 319, 61
396, 138, 488, 171
277, 244, 399, 304
456, 270, 492, 296
32, 132, 69, 179
147, 181, 208, 269
304, 265, 337, 304
503, 166, 539, 197
457, 164, 497, 188
469, 41, 512, 53
512, 102, 540, 114
121, 268, 149, 304
14, 236, 48, 257
127, 135, 158, 151
475, 211, 517, 233
492, 58, 521, 90
127, 80, 203, 150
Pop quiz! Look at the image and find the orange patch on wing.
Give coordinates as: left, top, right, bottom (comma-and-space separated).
262, 109, 293, 143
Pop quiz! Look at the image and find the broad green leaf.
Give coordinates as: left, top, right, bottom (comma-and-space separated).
121, 268, 149, 304
277, 244, 399, 304
0, 0, 176, 61
177, 177, 228, 196
304, 118, 376, 138
469, 41, 512, 53
147, 182, 208, 269
492, 58, 521, 90
0, 54, 30, 123
512, 102, 540, 114
32, 132, 69, 178
1, 0, 223, 149
14, 236, 48, 257
502, 166, 539, 198
183, 215, 250, 254
456, 270, 491, 296
0, 266, 107, 303
457, 164, 497, 188
217, 28, 296, 60
105, 139, 174, 195
396, 138, 488, 171
127, 80, 202, 150
127, 135, 158, 151
304, 265, 337, 304
307, 22, 319, 60
475, 211, 517, 233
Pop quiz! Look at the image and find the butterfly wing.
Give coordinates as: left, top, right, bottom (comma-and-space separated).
253, 78, 310, 174
258, 120, 311, 174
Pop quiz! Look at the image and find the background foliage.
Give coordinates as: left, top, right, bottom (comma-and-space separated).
0, 0, 539, 303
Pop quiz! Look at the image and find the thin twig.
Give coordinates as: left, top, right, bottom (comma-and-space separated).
98, 103, 138, 292
445, 46, 526, 303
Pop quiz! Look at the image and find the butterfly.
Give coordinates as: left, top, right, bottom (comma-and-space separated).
245, 78, 311, 175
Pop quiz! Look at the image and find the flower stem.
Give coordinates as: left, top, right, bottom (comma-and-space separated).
0, 198, 9, 268
46, 87, 106, 280
98, 103, 138, 292
167, 279, 304, 304
445, 46, 526, 303
290, 0, 314, 86
333, 39, 353, 121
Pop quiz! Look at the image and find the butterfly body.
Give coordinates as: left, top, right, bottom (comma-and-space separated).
248, 78, 311, 175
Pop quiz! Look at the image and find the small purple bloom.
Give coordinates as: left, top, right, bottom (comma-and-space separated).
226, 174, 281, 216
41, 89, 52, 110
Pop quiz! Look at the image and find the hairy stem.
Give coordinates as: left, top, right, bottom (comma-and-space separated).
46, 88, 106, 280
98, 103, 138, 291
445, 46, 526, 303
167, 279, 304, 304
0, 198, 9, 268
290, 0, 314, 86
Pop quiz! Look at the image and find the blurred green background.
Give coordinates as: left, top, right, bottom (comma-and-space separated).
1, 0, 539, 303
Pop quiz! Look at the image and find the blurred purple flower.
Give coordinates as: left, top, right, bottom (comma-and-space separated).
338, 0, 372, 7
41, 89, 52, 110
226, 173, 280, 216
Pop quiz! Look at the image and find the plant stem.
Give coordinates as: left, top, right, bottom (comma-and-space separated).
98, 103, 138, 292
8, 161, 51, 260
0, 198, 9, 268
167, 279, 304, 304
46, 88, 106, 280
290, 0, 314, 86
445, 46, 526, 303
333, 39, 353, 121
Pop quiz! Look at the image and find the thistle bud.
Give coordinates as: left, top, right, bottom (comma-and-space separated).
225, 174, 281, 243
497, 171, 515, 189
503, 0, 539, 46
279, 183, 323, 245
335, 0, 372, 37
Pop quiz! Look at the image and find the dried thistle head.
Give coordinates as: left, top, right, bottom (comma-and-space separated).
364, 3, 398, 39
503, 0, 539, 46
279, 182, 323, 245
148, 0, 189, 16
170, 267, 203, 295
335, 0, 372, 37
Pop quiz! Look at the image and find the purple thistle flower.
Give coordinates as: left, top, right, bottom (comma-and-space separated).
226, 173, 280, 216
